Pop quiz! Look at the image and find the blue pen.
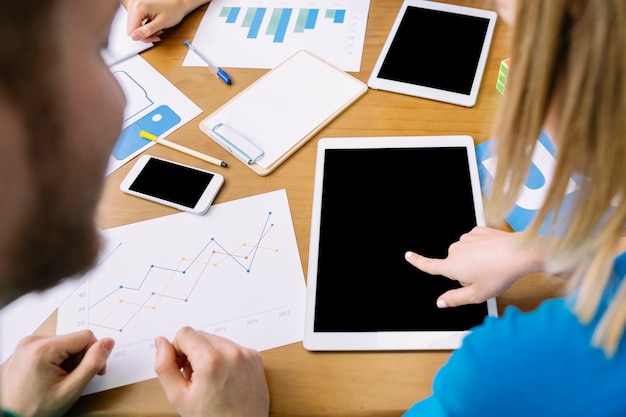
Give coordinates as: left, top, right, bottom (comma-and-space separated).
183, 40, 232, 85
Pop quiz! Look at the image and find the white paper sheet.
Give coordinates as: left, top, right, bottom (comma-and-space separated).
107, 55, 203, 175
183, 0, 370, 71
102, 4, 153, 66
57, 190, 306, 394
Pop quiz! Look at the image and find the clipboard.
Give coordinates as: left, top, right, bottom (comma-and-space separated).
199, 50, 368, 176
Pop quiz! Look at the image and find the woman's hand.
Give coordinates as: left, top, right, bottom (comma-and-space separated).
125, 0, 209, 42
405, 226, 546, 308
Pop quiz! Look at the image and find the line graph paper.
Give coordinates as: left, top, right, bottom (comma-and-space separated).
57, 190, 306, 394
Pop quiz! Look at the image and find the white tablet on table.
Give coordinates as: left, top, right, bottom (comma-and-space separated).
303, 136, 498, 351
368, 0, 497, 107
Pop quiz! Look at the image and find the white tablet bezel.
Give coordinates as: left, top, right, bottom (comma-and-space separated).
303, 136, 498, 351
367, 0, 497, 107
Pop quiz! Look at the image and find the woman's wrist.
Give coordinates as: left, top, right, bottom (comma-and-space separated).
181, 0, 210, 16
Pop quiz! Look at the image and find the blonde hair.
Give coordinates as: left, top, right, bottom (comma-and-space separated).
488, 0, 626, 356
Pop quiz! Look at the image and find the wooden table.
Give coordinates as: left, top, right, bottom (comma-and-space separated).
45, 1, 565, 415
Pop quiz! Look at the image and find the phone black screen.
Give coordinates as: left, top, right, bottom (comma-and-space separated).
129, 158, 214, 208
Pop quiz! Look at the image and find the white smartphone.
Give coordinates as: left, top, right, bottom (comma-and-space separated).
120, 155, 224, 214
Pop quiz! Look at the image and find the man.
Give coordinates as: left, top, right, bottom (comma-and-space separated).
0, 2, 268, 416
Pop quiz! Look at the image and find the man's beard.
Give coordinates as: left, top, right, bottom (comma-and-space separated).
3, 192, 102, 302
0, 107, 102, 304
0, 7, 103, 304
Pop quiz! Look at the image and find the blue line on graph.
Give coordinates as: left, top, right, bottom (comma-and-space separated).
88, 211, 275, 310
210, 239, 251, 272
90, 286, 126, 309
251, 211, 273, 268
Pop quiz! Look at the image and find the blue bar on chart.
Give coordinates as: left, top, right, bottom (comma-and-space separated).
243, 7, 266, 38
266, 8, 292, 42
325, 9, 346, 24
219, 6, 240, 23
295, 9, 319, 33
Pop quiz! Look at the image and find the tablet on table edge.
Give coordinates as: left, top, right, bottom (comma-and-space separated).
303, 136, 498, 351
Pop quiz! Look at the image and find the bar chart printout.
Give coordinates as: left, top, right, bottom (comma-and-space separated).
56, 190, 306, 394
183, 0, 370, 71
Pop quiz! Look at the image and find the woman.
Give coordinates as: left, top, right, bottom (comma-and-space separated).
404, 0, 626, 415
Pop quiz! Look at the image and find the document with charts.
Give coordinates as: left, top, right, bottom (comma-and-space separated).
183, 0, 370, 71
57, 190, 306, 394
107, 55, 202, 175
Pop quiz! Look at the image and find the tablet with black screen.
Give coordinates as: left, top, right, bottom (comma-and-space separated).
303, 136, 497, 351
367, 0, 497, 107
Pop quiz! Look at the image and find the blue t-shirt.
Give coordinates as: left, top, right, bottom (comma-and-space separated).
404, 252, 626, 416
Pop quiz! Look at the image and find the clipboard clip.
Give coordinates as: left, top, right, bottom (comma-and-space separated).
210, 123, 264, 165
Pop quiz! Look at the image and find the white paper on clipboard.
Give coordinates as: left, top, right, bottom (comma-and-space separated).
199, 50, 368, 175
